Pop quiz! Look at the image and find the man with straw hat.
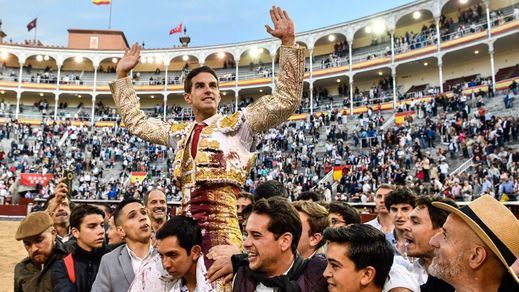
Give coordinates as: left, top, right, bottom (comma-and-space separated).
428, 195, 519, 291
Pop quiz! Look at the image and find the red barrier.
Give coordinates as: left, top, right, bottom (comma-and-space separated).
0, 205, 28, 216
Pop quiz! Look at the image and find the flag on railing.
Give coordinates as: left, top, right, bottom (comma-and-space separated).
20, 173, 54, 187
169, 23, 183, 35
27, 18, 37, 32
92, 0, 111, 5
130, 172, 147, 184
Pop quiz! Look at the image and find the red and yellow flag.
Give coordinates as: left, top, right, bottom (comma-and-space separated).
92, 0, 111, 5
130, 172, 147, 184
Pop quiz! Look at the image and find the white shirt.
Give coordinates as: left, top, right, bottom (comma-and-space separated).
127, 244, 154, 276
383, 261, 420, 292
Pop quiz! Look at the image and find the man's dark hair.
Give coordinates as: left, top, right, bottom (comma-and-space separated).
238, 191, 255, 203
43, 194, 74, 210
384, 187, 417, 210
156, 215, 202, 254
143, 187, 166, 206
70, 204, 105, 230
328, 201, 360, 224
113, 198, 142, 226
296, 191, 323, 202
184, 66, 219, 93
254, 180, 288, 200
251, 197, 302, 254
415, 196, 458, 229
324, 224, 394, 288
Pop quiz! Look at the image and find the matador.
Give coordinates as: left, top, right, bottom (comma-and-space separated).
109, 6, 304, 289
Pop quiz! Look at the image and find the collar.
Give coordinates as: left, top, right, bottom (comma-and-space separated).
198, 113, 221, 126
126, 243, 154, 261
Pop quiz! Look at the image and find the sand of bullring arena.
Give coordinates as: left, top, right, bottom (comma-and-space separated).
0, 220, 26, 292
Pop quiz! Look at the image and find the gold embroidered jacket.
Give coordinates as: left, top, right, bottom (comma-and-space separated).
109, 45, 305, 188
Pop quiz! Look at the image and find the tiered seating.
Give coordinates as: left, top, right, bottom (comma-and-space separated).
495, 64, 519, 82
442, 74, 478, 92
406, 84, 428, 94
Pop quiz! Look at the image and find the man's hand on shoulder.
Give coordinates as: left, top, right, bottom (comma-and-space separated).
265, 6, 296, 47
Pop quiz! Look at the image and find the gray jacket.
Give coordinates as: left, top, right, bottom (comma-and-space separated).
91, 244, 134, 292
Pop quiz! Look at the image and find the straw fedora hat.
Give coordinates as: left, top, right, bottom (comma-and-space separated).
432, 195, 519, 283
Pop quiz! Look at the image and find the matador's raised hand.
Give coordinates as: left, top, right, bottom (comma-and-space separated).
116, 43, 141, 79
265, 6, 296, 47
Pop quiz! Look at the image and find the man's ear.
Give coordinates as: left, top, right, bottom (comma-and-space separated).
117, 225, 126, 239
359, 266, 376, 286
71, 227, 80, 239
310, 233, 323, 249
184, 93, 192, 105
279, 232, 294, 253
191, 245, 201, 261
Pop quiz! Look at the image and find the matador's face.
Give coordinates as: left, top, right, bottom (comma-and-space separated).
184, 72, 221, 119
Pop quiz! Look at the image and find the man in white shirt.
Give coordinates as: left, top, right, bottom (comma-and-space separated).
92, 198, 154, 292
365, 184, 395, 235
401, 196, 456, 291
129, 216, 213, 292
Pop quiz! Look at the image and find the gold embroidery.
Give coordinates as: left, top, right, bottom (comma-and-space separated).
108, 77, 172, 146
217, 112, 242, 131
169, 123, 188, 134
244, 46, 305, 134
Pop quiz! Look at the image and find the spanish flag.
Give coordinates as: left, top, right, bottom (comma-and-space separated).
92, 0, 111, 5
130, 172, 147, 184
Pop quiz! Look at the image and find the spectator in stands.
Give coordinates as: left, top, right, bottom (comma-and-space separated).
92, 198, 154, 292
51, 205, 108, 291
384, 187, 416, 256
365, 184, 395, 234
428, 195, 519, 291
292, 200, 330, 259
232, 197, 328, 291
143, 188, 168, 234
328, 201, 361, 227
14, 212, 68, 292
402, 196, 456, 292
323, 224, 394, 292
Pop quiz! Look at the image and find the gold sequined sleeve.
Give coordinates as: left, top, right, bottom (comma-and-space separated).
109, 77, 171, 146
244, 45, 305, 134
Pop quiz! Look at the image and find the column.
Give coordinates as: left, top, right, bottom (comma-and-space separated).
349, 78, 354, 115
438, 59, 444, 93
90, 95, 96, 126
392, 67, 397, 109
15, 91, 21, 119
91, 65, 98, 127
485, 0, 492, 39
489, 42, 496, 94
234, 58, 240, 113
309, 82, 314, 115
390, 30, 395, 65
53, 94, 59, 121
309, 48, 314, 115
16, 60, 23, 120
435, 17, 441, 52
348, 41, 353, 115
56, 64, 62, 91
235, 91, 239, 112
163, 65, 169, 121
